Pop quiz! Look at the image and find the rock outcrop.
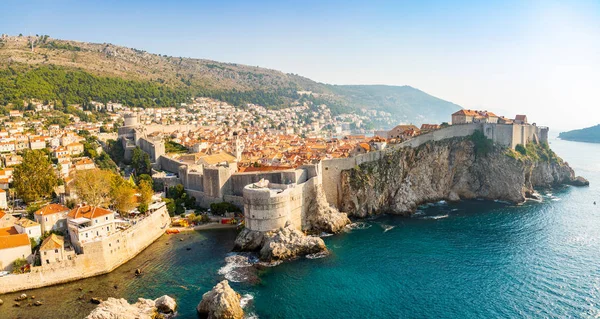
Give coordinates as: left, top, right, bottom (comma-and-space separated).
234, 223, 327, 262
304, 183, 351, 234
259, 224, 327, 261
86, 295, 176, 319
340, 138, 585, 217
197, 280, 244, 319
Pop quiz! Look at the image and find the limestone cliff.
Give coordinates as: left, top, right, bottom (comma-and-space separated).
340, 137, 587, 217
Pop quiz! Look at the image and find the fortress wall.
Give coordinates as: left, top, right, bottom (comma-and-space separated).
186, 171, 204, 192
158, 155, 186, 174
0, 207, 170, 294
138, 137, 165, 162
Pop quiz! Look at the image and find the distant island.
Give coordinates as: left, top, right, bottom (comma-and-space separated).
558, 125, 600, 143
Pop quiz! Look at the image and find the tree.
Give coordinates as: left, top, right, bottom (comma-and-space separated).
12, 258, 29, 274
168, 184, 185, 199
131, 147, 151, 175
74, 169, 113, 207
163, 198, 176, 216
112, 183, 136, 214
13, 150, 58, 203
138, 180, 153, 207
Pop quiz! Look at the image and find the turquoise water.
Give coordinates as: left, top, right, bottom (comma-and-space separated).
2, 138, 599, 318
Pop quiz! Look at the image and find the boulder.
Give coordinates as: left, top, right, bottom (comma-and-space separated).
259, 224, 327, 261
569, 176, 590, 187
197, 280, 244, 319
86, 295, 177, 319
154, 295, 177, 314
233, 228, 264, 251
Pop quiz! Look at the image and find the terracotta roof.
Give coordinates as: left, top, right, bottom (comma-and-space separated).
68, 205, 113, 219
35, 204, 70, 216
515, 115, 527, 121
0, 233, 30, 249
199, 152, 236, 165
0, 226, 18, 236
39, 234, 64, 251
15, 218, 40, 228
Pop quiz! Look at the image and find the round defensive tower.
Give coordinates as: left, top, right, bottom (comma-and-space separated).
123, 113, 139, 127
243, 181, 291, 232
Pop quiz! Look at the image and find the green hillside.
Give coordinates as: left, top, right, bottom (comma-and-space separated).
559, 125, 600, 143
0, 35, 462, 125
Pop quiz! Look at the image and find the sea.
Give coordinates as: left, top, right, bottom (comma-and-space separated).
1, 137, 599, 319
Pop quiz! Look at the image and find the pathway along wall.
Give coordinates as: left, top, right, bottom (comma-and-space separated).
0, 206, 170, 294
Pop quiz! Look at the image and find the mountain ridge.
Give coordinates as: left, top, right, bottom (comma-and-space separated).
0, 34, 461, 125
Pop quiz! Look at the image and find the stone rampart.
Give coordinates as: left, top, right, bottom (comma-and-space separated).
0, 206, 170, 294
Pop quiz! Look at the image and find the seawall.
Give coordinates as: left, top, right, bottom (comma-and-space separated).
0, 206, 170, 294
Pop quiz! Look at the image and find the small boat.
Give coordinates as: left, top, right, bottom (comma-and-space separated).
0, 271, 9, 277
165, 228, 180, 234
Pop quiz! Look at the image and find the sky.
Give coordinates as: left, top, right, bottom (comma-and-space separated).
1, 0, 599, 132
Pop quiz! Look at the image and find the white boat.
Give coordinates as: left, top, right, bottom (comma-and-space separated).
0, 271, 10, 277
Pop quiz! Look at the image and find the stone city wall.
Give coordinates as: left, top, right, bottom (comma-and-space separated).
0, 206, 170, 294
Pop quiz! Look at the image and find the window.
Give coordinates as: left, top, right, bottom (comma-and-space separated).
45, 217, 48, 222
44, 251, 47, 256
85, 233, 88, 238
55, 249, 58, 253
46, 260, 49, 264
107, 226, 109, 232
106, 216, 108, 221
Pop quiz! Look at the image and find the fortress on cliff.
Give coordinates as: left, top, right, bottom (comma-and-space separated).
150, 115, 548, 234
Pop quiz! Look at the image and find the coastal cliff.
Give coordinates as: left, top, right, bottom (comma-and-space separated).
340, 136, 587, 217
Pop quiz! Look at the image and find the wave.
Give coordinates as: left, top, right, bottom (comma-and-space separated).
306, 251, 330, 259
436, 200, 447, 205
240, 294, 254, 308
219, 253, 257, 282
421, 214, 449, 220
413, 210, 425, 216
319, 232, 334, 237
345, 222, 372, 230
494, 200, 512, 204
380, 224, 396, 232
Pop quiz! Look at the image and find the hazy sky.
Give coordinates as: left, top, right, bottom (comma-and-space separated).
2, 0, 599, 131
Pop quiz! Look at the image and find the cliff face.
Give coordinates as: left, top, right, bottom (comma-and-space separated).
340, 138, 584, 217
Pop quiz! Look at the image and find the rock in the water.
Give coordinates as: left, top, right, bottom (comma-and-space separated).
15, 294, 27, 302
233, 228, 265, 251
259, 225, 327, 261
86, 298, 155, 319
87, 295, 177, 319
569, 176, 590, 186
134, 268, 142, 276
90, 297, 102, 304
0, 298, 3, 306
154, 295, 177, 314
34, 301, 42, 306
197, 280, 243, 319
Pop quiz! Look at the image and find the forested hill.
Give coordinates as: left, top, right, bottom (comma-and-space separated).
558, 125, 600, 143
0, 35, 461, 124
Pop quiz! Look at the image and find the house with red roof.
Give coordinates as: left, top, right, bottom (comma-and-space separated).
34, 203, 70, 233
0, 226, 32, 271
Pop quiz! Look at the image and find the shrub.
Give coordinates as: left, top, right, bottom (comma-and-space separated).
469, 131, 494, 157
210, 202, 241, 216
515, 144, 527, 156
